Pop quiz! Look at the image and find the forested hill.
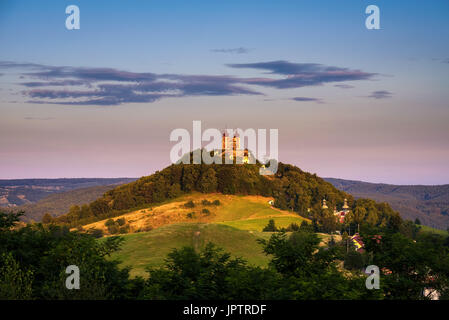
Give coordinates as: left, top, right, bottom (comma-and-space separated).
19, 185, 120, 223
325, 178, 449, 230
0, 178, 137, 207
55, 162, 401, 232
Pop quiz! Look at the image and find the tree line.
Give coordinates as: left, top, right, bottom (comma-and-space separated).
2, 209, 448, 300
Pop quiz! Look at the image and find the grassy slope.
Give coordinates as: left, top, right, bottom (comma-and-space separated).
91, 193, 309, 278
109, 223, 272, 278
83, 193, 309, 235
419, 225, 449, 237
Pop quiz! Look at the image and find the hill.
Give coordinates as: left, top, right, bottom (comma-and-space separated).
18, 185, 121, 222
0, 178, 137, 207
55, 161, 401, 239
88, 193, 314, 278
325, 178, 449, 230
81, 193, 308, 235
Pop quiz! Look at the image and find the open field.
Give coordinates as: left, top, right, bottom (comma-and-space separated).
107, 223, 273, 278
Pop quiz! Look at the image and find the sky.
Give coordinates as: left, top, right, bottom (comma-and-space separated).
0, 0, 448, 184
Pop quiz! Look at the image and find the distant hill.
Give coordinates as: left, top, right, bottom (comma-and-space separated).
18, 185, 120, 222
325, 178, 449, 230
0, 178, 137, 207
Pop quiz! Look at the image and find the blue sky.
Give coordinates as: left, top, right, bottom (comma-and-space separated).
1, 0, 449, 184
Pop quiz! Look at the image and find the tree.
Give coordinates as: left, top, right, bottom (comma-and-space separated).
143, 243, 273, 300
0, 253, 33, 299
258, 231, 376, 299
42, 213, 53, 224
366, 210, 379, 226
198, 168, 218, 193
299, 221, 314, 233
0, 221, 141, 300
263, 219, 277, 232
352, 207, 367, 225
0, 209, 23, 230
344, 251, 365, 270
414, 218, 421, 225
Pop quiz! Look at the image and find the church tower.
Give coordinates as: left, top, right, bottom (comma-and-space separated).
342, 198, 349, 213
322, 199, 328, 209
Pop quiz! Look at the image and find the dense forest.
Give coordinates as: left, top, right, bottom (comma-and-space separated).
53, 159, 401, 234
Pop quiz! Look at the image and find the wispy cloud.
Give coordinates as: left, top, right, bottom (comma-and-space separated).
334, 84, 354, 89
227, 60, 376, 89
211, 47, 251, 54
24, 116, 55, 120
367, 90, 393, 99
290, 97, 323, 103
1, 60, 380, 106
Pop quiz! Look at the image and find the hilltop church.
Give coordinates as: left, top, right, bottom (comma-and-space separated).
214, 131, 250, 164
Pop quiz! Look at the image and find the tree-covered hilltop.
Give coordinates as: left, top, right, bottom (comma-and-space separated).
54, 161, 401, 232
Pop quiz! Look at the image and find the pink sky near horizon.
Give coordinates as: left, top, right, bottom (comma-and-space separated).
1, 91, 448, 185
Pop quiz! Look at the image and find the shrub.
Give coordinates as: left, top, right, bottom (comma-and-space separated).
184, 201, 195, 208
299, 221, 314, 233
285, 223, 300, 232
212, 200, 221, 206
119, 225, 130, 234
344, 251, 365, 270
187, 212, 195, 219
107, 225, 119, 234
105, 219, 115, 227
116, 218, 126, 226
202, 208, 211, 215
88, 228, 104, 238
201, 199, 212, 206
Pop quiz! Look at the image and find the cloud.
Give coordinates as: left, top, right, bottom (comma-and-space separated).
1, 60, 379, 106
367, 90, 393, 99
291, 97, 323, 103
24, 116, 55, 120
211, 47, 251, 54
334, 84, 354, 89
21, 80, 91, 87
228, 60, 376, 89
